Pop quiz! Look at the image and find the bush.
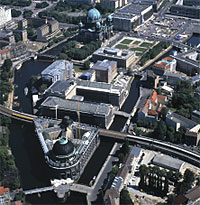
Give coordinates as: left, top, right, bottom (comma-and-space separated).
23, 10, 33, 18
36, 1, 49, 9
11, 9, 21, 17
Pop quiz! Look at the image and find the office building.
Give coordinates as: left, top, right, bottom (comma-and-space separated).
0, 7, 11, 27
93, 47, 135, 68
18, 19, 28, 30
152, 57, 177, 76
101, 0, 128, 9
40, 96, 114, 129
92, 60, 117, 83
135, 0, 163, 11
173, 50, 200, 76
170, 5, 200, 19
183, 0, 200, 6
41, 60, 73, 83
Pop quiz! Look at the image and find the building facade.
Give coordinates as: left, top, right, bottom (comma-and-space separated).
41, 60, 73, 83
92, 47, 135, 68
92, 60, 117, 83
170, 5, 200, 19
0, 7, 11, 27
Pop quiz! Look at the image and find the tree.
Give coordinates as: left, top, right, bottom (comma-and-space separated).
160, 107, 168, 120
83, 60, 90, 70
30, 75, 38, 86
121, 140, 130, 155
118, 153, 125, 163
11, 9, 21, 17
2, 59, 12, 72
120, 189, 133, 205
23, 10, 33, 18
14, 33, 22, 42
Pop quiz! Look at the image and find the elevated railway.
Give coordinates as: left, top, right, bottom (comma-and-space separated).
0, 105, 199, 166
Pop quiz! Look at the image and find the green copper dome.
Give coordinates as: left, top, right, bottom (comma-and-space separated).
87, 8, 101, 23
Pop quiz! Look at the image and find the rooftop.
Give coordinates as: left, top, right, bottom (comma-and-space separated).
153, 57, 176, 69
92, 60, 117, 71
166, 111, 197, 129
77, 79, 124, 94
41, 96, 112, 116
44, 79, 76, 96
152, 154, 184, 170
120, 3, 151, 14
41, 60, 73, 77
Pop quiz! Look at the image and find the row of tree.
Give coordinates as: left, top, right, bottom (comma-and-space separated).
0, 115, 20, 190
0, 0, 31, 7
0, 59, 13, 104
35, 1, 49, 9
140, 42, 170, 65
139, 165, 195, 197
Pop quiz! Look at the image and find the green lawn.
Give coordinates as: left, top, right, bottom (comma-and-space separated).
120, 39, 133, 44
73, 64, 88, 73
135, 52, 143, 56
130, 47, 147, 52
115, 44, 129, 49
140, 42, 153, 48
132, 41, 141, 45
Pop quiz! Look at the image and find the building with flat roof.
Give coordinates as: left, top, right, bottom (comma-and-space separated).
112, 12, 140, 32
112, 3, 153, 31
170, 5, 200, 19
43, 79, 128, 108
92, 47, 135, 68
76, 79, 128, 108
163, 71, 189, 86
92, 60, 117, 83
101, 0, 128, 9
166, 110, 198, 131
185, 124, 200, 146
152, 57, 177, 76
152, 154, 185, 172
0, 7, 11, 27
173, 50, 200, 76
134, 0, 163, 11
41, 60, 73, 83
40, 96, 114, 129
183, 0, 200, 6
192, 110, 200, 123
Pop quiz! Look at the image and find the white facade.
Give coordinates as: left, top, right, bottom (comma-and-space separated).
0, 7, 11, 27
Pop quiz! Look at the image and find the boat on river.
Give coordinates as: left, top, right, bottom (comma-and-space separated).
24, 87, 28, 96
16, 63, 22, 70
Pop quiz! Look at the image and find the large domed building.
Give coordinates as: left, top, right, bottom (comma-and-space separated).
79, 8, 113, 42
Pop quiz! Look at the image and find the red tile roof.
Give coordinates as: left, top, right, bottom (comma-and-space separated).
0, 187, 9, 195
0, 49, 9, 54
148, 109, 158, 116
153, 57, 175, 70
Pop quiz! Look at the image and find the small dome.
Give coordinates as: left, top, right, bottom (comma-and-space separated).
107, 15, 112, 21
52, 137, 75, 157
87, 8, 101, 23
96, 21, 101, 28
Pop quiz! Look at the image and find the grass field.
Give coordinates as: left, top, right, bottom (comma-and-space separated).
120, 39, 133, 44
130, 47, 147, 52
135, 52, 143, 56
73, 65, 88, 73
140, 42, 153, 48
132, 41, 141, 45
115, 44, 129, 49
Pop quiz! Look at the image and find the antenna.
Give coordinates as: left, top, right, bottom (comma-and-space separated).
77, 97, 81, 139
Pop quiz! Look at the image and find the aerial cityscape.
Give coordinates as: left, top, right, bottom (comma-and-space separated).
0, 0, 199, 204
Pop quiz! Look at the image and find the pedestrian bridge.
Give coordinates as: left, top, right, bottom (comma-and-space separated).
24, 186, 53, 195
23, 183, 92, 195
113, 110, 130, 118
